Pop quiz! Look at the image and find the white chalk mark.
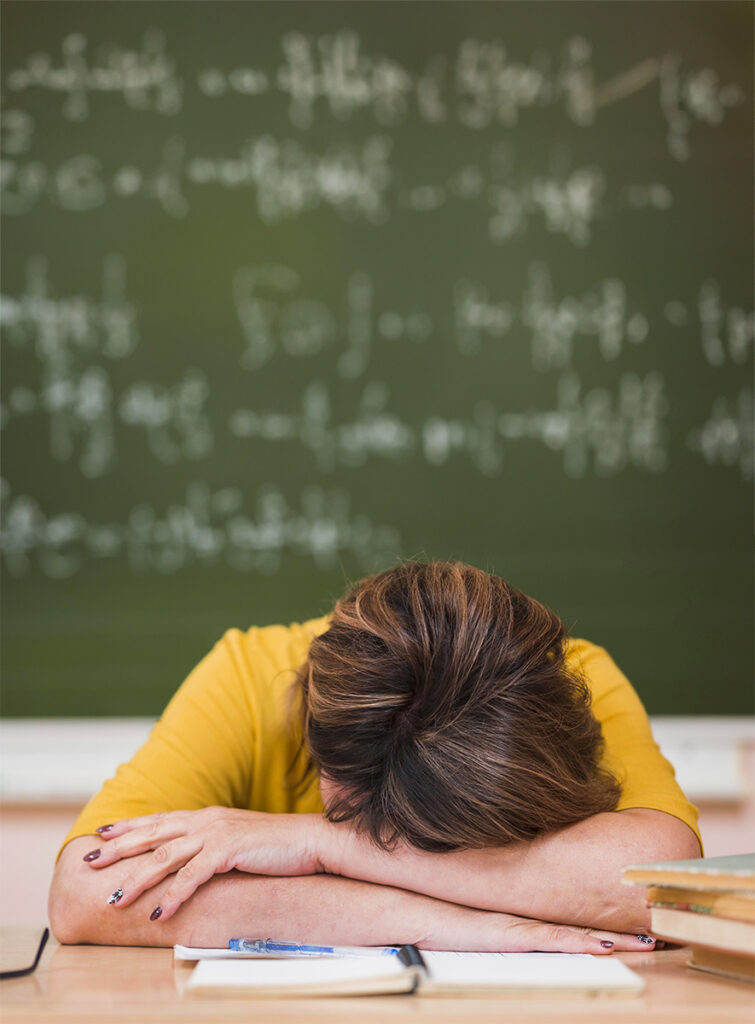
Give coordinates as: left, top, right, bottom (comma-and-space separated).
593, 58, 660, 109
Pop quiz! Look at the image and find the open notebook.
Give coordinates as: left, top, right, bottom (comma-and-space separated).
179, 946, 644, 998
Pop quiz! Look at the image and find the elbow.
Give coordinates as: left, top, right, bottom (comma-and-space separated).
635, 810, 702, 862
675, 824, 702, 859
48, 836, 106, 945
48, 877, 86, 945
618, 808, 701, 863
669, 828, 702, 860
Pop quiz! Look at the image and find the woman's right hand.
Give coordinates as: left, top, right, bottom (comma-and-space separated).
489, 914, 656, 953
422, 905, 656, 953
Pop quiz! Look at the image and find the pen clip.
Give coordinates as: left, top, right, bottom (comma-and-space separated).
396, 943, 427, 991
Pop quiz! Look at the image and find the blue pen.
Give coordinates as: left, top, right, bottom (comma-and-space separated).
228, 938, 400, 958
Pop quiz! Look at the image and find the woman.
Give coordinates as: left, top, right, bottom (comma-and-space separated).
49, 561, 700, 950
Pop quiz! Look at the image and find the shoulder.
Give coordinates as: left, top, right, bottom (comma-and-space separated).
217, 614, 331, 660
564, 636, 609, 672
563, 637, 646, 715
563, 637, 612, 690
211, 614, 332, 694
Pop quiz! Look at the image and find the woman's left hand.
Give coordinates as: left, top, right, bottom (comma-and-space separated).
82, 807, 330, 921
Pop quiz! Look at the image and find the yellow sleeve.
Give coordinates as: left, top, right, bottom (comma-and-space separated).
568, 639, 702, 851
57, 628, 256, 859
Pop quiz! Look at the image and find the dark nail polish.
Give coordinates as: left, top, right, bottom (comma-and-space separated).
636, 934, 655, 944
600, 941, 614, 949
107, 887, 124, 905
96, 825, 114, 833
150, 906, 162, 921
83, 849, 101, 862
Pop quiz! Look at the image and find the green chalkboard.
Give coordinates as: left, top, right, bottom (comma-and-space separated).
1, 1, 752, 717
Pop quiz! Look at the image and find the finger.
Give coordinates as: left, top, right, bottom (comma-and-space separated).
96, 807, 222, 841
85, 816, 199, 867
582, 929, 657, 952
94, 811, 186, 840
509, 921, 619, 954
105, 836, 204, 909
149, 852, 219, 922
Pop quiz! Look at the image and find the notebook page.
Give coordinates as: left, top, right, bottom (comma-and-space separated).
187, 956, 406, 990
421, 951, 643, 991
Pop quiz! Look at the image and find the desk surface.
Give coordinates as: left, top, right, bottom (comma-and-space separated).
2, 927, 754, 1024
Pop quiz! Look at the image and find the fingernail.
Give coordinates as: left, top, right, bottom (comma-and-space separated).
600, 941, 614, 949
107, 888, 124, 905
96, 825, 114, 834
150, 906, 162, 921
83, 849, 101, 862
636, 934, 655, 944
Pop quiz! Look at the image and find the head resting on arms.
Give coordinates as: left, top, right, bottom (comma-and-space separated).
295, 560, 621, 853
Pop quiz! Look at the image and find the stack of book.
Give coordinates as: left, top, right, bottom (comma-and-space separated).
623, 853, 755, 983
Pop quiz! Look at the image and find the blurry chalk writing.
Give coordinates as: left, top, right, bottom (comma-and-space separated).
1, 2, 751, 716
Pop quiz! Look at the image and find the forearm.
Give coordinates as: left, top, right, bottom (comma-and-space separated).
49, 835, 510, 949
325, 809, 701, 932
167, 872, 507, 951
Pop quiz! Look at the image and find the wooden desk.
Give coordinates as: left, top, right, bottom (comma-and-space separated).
2, 928, 754, 1024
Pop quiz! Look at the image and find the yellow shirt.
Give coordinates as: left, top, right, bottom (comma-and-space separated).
60, 616, 701, 855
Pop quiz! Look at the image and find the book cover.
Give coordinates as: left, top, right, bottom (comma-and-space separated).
687, 946, 755, 985
647, 886, 755, 923
623, 853, 755, 892
650, 907, 755, 956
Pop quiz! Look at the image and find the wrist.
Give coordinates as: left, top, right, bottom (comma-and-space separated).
309, 814, 338, 875
314, 816, 357, 877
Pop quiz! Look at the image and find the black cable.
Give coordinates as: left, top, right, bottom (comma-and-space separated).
0, 928, 50, 980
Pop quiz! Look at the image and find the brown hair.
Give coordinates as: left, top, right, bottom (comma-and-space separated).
296, 561, 621, 852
